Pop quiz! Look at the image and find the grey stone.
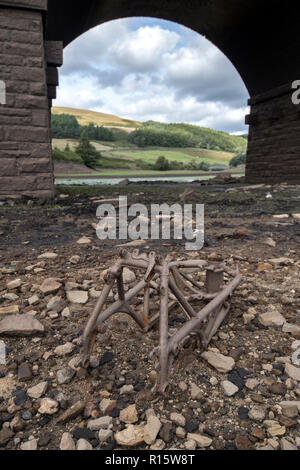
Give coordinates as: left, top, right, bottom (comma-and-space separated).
0, 305, 19, 316
6, 278, 22, 289
119, 404, 139, 424
54, 342, 75, 356
38, 252, 58, 259
119, 384, 134, 395
87, 416, 112, 431
249, 405, 266, 422
56, 367, 75, 385
40, 278, 62, 295
47, 296, 63, 313
67, 290, 88, 304
259, 311, 286, 327
285, 363, 300, 382
190, 382, 201, 399
98, 429, 113, 443
222, 380, 239, 396
60, 432, 76, 450
20, 438, 38, 450
0, 314, 44, 336
38, 398, 59, 415
201, 351, 235, 373
27, 381, 48, 399
144, 415, 162, 445
114, 424, 145, 447
76, 439, 93, 450
283, 323, 300, 335
170, 412, 186, 427
280, 438, 297, 451
187, 433, 212, 448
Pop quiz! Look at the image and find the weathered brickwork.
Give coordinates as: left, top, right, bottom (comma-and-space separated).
246, 85, 300, 184
0, 5, 54, 198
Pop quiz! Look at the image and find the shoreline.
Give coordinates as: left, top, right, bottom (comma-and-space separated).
55, 170, 244, 180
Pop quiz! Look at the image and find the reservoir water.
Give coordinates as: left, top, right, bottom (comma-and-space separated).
55, 174, 243, 186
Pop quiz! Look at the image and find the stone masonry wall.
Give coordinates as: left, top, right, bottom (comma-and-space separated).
0, 6, 54, 198
246, 85, 300, 184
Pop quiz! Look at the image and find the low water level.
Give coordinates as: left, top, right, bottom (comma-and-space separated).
55, 174, 243, 186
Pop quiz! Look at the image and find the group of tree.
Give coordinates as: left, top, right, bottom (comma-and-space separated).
128, 127, 198, 148
53, 130, 102, 169
229, 152, 246, 167
145, 156, 210, 171
75, 130, 102, 168
51, 113, 115, 142
128, 121, 247, 153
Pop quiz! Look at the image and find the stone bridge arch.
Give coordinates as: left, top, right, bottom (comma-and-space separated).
0, 0, 299, 198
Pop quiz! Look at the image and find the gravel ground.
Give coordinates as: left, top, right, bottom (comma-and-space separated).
0, 182, 299, 451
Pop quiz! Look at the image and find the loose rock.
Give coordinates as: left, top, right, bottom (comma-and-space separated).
187, 433, 212, 448
201, 351, 235, 373
248, 406, 266, 422
259, 311, 286, 327
27, 381, 48, 399
20, 439, 38, 451
144, 415, 162, 445
114, 424, 145, 447
0, 315, 44, 336
67, 291, 88, 304
60, 432, 76, 451
38, 398, 59, 415
222, 380, 239, 396
77, 439, 93, 450
119, 404, 139, 424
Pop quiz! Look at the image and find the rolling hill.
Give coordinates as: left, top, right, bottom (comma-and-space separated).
51, 107, 247, 175
52, 106, 141, 130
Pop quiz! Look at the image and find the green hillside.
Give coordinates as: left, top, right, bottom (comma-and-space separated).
51, 107, 247, 173
129, 121, 247, 153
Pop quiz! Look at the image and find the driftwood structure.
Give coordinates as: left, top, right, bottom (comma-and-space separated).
81, 249, 242, 394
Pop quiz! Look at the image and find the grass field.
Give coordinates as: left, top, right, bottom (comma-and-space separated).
52, 138, 234, 165
52, 107, 141, 129
52, 138, 114, 152
111, 149, 233, 166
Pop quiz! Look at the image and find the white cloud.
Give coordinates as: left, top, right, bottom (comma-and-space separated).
110, 25, 180, 71
55, 18, 249, 134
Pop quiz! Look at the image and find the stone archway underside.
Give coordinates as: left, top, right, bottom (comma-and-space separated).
0, 0, 299, 197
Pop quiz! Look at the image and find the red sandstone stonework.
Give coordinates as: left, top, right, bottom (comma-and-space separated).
0, 2, 54, 198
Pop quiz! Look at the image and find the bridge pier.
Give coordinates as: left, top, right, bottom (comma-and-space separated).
246, 84, 300, 184
0, 1, 56, 198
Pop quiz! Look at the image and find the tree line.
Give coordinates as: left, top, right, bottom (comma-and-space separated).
128, 121, 247, 153
51, 113, 115, 142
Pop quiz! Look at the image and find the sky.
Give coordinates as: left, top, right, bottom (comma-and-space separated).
54, 17, 249, 135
